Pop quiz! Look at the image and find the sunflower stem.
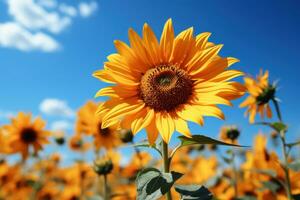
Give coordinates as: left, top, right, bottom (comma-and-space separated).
272, 99, 282, 122
162, 140, 172, 200
103, 174, 109, 200
132, 141, 144, 168
272, 99, 292, 200
231, 146, 238, 199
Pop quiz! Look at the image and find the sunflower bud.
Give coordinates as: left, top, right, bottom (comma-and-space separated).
54, 131, 65, 146
226, 127, 240, 141
256, 84, 276, 105
93, 157, 113, 176
119, 129, 134, 143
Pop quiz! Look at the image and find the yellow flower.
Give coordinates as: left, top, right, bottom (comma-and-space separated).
4, 112, 50, 159
240, 70, 274, 123
93, 19, 245, 144
76, 101, 121, 149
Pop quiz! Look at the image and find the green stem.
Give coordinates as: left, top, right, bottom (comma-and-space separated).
272, 99, 292, 200
280, 133, 293, 200
103, 174, 109, 200
132, 141, 144, 168
231, 148, 238, 199
272, 99, 282, 122
162, 141, 172, 200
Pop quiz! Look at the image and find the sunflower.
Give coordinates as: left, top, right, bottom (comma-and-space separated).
239, 70, 275, 123
4, 112, 50, 159
219, 125, 240, 144
76, 101, 121, 150
93, 19, 245, 144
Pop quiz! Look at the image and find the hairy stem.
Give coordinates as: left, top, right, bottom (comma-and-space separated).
272, 99, 292, 200
162, 141, 172, 200
231, 148, 238, 199
103, 174, 109, 200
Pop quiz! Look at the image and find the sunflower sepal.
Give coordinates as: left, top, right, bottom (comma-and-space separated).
136, 167, 183, 200
174, 184, 213, 200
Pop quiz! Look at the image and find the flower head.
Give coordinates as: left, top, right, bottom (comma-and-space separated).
219, 125, 240, 144
240, 70, 275, 123
94, 19, 245, 143
76, 101, 121, 150
93, 156, 114, 176
4, 112, 50, 159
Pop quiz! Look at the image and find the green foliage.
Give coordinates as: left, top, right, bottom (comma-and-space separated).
259, 181, 280, 193
133, 140, 162, 156
136, 168, 183, 200
287, 160, 300, 171
174, 185, 213, 200
256, 122, 288, 133
178, 135, 247, 147
250, 169, 277, 178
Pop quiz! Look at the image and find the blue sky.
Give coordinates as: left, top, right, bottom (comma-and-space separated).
1, 0, 300, 163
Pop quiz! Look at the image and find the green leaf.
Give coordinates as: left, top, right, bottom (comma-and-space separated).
272, 122, 288, 132
286, 140, 300, 148
259, 181, 280, 193
236, 196, 257, 200
136, 168, 183, 200
87, 196, 102, 200
293, 194, 300, 200
174, 185, 213, 200
178, 135, 248, 147
133, 140, 162, 156
287, 160, 300, 171
255, 122, 287, 133
250, 169, 277, 178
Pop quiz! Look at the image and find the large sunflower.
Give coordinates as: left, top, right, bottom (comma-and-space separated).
76, 101, 121, 149
4, 112, 50, 159
239, 70, 273, 123
93, 19, 245, 144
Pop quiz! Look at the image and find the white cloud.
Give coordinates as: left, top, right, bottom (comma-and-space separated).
59, 4, 77, 17
37, 0, 57, 8
51, 120, 72, 131
0, 0, 98, 52
79, 1, 98, 18
0, 22, 59, 52
39, 98, 75, 118
7, 0, 71, 34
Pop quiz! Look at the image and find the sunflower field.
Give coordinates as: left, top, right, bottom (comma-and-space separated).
1, 3, 300, 200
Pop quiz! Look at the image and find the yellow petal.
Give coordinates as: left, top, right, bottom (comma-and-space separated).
177, 105, 204, 126
208, 70, 244, 82
174, 117, 191, 137
102, 100, 144, 128
143, 23, 160, 65
131, 109, 155, 134
155, 113, 175, 143
187, 44, 223, 73
160, 18, 174, 62
128, 28, 151, 69
170, 27, 194, 65
146, 119, 159, 145
195, 32, 211, 50
266, 103, 272, 118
